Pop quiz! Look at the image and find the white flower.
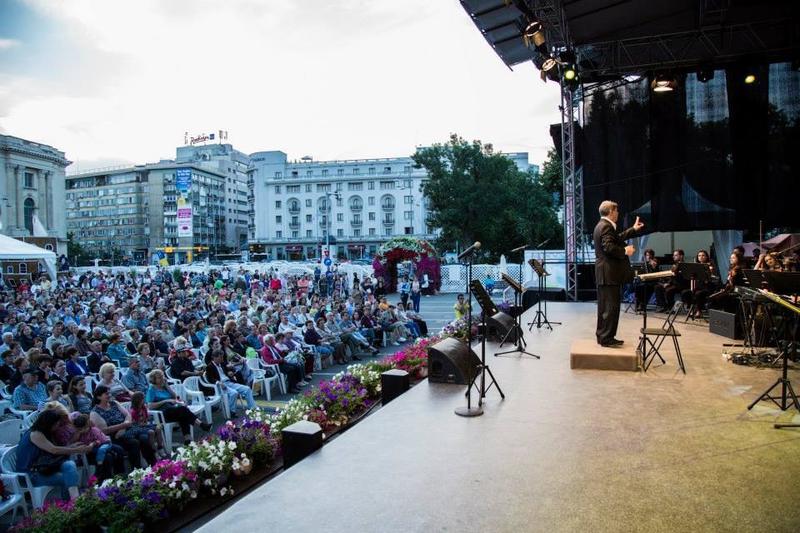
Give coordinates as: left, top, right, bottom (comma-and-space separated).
241, 457, 251, 467
169, 481, 176, 488
190, 491, 197, 498
227, 441, 237, 450
204, 479, 212, 486
182, 482, 189, 491
220, 487, 228, 496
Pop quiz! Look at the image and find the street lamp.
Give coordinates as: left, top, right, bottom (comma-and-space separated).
324, 190, 341, 258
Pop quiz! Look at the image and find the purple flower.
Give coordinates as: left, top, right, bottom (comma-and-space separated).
145, 491, 162, 503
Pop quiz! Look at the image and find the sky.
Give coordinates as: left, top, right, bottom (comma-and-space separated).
0, 0, 561, 172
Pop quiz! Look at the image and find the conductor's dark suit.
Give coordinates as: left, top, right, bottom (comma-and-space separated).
593, 218, 638, 344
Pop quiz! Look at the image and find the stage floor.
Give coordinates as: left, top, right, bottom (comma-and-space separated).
196, 303, 800, 533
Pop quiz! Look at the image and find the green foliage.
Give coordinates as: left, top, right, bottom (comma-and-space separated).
412, 134, 563, 259
539, 147, 563, 204
66, 232, 92, 266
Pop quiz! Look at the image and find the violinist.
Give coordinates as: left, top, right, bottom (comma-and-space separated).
634, 249, 658, 312
681, 250, 716, 319
708, 252, 745, 312
654, 249, 687, 312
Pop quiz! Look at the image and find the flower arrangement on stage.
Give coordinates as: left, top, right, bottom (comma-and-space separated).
372, 236, 440, 292
440, 316, 479, 342
174, 438, 240, 495
383, 336, 438, 379
217, 417, 276, 468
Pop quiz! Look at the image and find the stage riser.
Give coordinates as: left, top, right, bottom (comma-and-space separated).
569, 339, 639, 371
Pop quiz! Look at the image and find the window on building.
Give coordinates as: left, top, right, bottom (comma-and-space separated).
384, 227, 392, 236
404, 195, 413, 204
337, 229, 343, 237
369, 228, 376, 236
353, 228, 361, 237
384, 166, 392, 174
306, 214, 312, 222
306, 199, 312, 207
275, 185, 281, 193
276, 230, 282, 238
404, 226, 413, 235
337, 168, 344, 175
404, 165, 411, 173
287, 185, 300, 193
317, 184, 331, 192
305, 184, 312, 192
23, 198, 35, 234
321, 170, 328, 176
292, 231, 299, 238
368, 196, 375, 206
291, 171, 298, 177
368, 167, 375, 175
306, 170, 313, 177
353, 168, 360, 175
306, 230, 312, 237
368, 212, 375, 221
275, 200, 281, 208
336, 213, 343, 222
404, 211, 413, 220
348, 182, 363, 191
380, 181, 395, 190
19, 263, 28, 274
276, 215, 282, 223
24, 172, 34, 188
367, 181, 375, 190
275, 172, 282, 179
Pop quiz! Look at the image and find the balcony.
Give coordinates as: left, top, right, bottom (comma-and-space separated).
349, 203, 363, 212
288, 206, 301, 215
381, 202, 395, 210
382, 217, 395, 226
350, 219, 363, 227
289, 222, 300, 230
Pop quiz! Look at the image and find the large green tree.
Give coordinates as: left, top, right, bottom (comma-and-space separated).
539, 147, 563, 205
413, 134, 563, 261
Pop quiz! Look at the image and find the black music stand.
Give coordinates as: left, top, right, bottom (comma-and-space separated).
748, 272, 800, 417
527, 257, 561, 331
455, 251, 483, 417
495, 251, 539, 359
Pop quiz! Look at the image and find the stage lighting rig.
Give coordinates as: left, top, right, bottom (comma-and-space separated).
697, 66, 715, 83
651, 73, 676, 92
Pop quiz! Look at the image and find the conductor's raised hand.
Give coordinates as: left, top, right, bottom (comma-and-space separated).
625, 245, 636, 257
633, 216, 644, 231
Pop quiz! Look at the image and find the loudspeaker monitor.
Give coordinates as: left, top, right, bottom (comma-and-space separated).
428, 337, 481, 385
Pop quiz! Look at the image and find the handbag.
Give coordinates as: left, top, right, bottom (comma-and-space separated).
30, 451, 67, 476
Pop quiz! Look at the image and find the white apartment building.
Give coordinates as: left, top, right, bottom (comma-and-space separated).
0, 134, 70, 253
248, 150, 533, 260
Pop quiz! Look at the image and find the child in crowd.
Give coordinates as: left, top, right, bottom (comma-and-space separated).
71, 413, 125, 480
130, 391, 167, 458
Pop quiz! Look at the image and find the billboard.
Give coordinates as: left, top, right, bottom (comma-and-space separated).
175, 168, 193, 238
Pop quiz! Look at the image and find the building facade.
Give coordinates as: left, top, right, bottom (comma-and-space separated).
0, 134, 70, 253
175, 144, 250, 251
248, 150, 533, 260
66, 163, 226, 263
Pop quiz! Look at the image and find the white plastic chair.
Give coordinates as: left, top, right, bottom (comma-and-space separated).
21, 411, 39, 431
1, 446, 59, 510
0, 419, 22, 446
182, 376, 224, 423
173, 383, 206, 422
259, 360, 288, 394
0, 473, 29, 521
245, 359, 273, 400
83, 375, 95, 394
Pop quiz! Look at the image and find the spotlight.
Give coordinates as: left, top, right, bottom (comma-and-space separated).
541, 56, 558, 72
744, 73, 756, 84
523, 20, 546, 52
651, 73, 676, 92
697, 67, 714, 83
523, 20, 543, 39
564, 66, 577, 80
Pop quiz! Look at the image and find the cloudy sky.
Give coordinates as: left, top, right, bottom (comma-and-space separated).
0, 0, 561, 172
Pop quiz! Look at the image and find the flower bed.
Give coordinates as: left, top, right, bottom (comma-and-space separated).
13, 335, 443, 532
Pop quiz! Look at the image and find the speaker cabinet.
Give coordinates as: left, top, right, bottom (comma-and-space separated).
709, 309, 742, 340
428, 337, 481, 385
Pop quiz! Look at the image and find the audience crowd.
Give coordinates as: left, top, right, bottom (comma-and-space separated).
0, 265, 429, 501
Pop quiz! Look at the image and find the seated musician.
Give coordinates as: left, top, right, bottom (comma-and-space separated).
755, 252, 783, 272
634, 249, 658, 312
654, 249, 687, 312
681, 249, 717, 319
708, 252, 745, 313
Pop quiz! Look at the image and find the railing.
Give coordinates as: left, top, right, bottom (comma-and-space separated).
350, 219, 363, 226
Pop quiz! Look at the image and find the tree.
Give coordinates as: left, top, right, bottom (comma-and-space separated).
413, 134, 563, 260
66, 232, 92, 266
539, 147, 563, 206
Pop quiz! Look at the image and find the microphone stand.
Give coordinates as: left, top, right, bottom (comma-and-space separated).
455, 250, 483, 417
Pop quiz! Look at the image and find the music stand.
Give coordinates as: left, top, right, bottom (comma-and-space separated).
495, 271, 539, 359
748, 272, 800, 417
527, 258, 561, 331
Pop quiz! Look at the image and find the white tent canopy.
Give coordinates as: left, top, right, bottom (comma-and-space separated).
0, 234, 57, 281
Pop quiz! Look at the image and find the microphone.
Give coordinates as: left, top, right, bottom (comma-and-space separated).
510, 244, 529, 253
457, 241, 481, 261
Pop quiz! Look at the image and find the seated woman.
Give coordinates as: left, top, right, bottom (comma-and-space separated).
681, 250, 717, 319
90, 384, 157, 468
105, 333, 130, 365
755, 252, 783, 272
145, 369, 210, 446
708, 253, 745, 313
39, 380, 74, 412
15, 409, 94, 501
97, 362, 133, 402
68, 375, 93, 415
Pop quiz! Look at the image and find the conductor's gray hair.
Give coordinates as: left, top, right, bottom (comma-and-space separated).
598, 201, 618, 217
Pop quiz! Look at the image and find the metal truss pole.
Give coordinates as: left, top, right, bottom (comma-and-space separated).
561, 84, 584, 301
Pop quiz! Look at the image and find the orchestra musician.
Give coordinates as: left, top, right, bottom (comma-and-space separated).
708, 252, 745, 313
755, 252, 783, 272
654, 249, 687, 312
680, 250, 717, 319
634, 248, 658, 312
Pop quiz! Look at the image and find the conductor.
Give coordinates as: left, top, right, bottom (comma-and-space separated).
593, 200, 644, 347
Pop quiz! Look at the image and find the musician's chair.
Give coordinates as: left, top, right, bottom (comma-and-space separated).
640, 301, 686, 373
